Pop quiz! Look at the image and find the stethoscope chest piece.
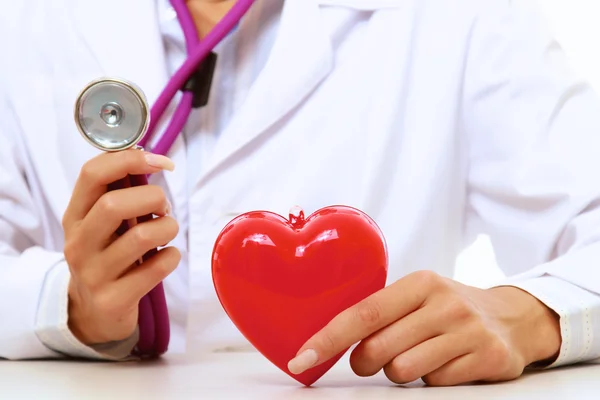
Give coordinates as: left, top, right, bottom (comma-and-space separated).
74, 78, 150, 151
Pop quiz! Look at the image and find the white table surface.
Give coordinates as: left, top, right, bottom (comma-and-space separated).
1, 350, 599, 399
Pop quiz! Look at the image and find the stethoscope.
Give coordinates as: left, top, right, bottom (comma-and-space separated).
72, 0, 255, 358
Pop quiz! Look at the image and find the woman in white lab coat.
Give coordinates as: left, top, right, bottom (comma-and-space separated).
1, 0, 599, 386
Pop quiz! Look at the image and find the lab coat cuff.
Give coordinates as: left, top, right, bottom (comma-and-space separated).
35, 260, 138, 361
495, 275, 600, 368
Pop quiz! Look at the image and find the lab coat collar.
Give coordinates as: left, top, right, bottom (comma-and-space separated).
196, 0, 404, 186
69, 0, 170, 108
197, 0, 335, 185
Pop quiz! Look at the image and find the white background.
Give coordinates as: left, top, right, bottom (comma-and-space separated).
454, 0, 600, 287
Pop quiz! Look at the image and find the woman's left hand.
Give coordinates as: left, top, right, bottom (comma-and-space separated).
287, 270, 561, 386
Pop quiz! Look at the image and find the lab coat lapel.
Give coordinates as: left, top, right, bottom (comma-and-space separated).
199, 0, 334, 184
69, 0, 188, 206
69, 0, 168, 106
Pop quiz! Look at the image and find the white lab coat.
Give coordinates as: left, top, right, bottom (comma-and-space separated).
1, 0, 600, 364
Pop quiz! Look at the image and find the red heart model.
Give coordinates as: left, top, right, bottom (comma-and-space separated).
211, 205, 388, 386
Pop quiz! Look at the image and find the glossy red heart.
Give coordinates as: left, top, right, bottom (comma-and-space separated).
211, 205, 388, 386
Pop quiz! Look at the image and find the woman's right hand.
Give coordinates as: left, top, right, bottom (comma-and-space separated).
61, 150, 180, 346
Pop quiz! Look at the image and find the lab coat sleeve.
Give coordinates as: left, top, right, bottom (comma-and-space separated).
0, 91, 135, 361
36, 260, 139, 360
463, 0, 600, 367
0, 93, 61, 359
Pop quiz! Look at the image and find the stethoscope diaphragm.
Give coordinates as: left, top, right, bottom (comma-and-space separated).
74, 78, 150, 151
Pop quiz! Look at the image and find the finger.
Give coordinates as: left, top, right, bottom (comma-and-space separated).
421, 353, 485, 386
424, 342, 521, 386
79, 184, 171, 249
100, 216, 179, 282
288, 271, 444, 375
107, 246, 181, 308
349, 307, 443, 377
62, 150, 174, 231
382, 333, 472, 384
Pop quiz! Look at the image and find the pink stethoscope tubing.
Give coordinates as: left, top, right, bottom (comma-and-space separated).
120, 0, 256, 357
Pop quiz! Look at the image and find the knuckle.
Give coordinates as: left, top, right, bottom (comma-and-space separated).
320, 330, 337, 353
422, 371, 447, 387
410, 270, 444, 291
169, 247, 182, 263
354, 299, 382, 327
444, 295, 474, 320
80, 160, 100, 183
152, 264, 170, 281
61, 213, 69, 230
140, 185, 166, 211
312, 327, 337, 356
148, 185, 167, 203
132, 225, 154, 249
63, 237, 83, 268
154, 249, 181, 278
384, 357, 419, 384
360, 336, 387, 364
164, 216, 180, 239
155, 257, 175, 277
486, 338, 511, 366
97, 192, 119, 214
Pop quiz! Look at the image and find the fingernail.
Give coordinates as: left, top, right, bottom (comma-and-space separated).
144, 153, 175, 171
165, 200, 172, 216
288, 349, 318, 375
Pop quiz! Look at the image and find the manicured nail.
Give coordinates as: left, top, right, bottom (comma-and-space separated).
165, 200, 172, 216
288, 349, 318, 375
144, 153, 175, 171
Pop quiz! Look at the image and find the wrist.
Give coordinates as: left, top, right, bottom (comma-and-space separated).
67, 281, 96, 345
67, 278, 138, 346
489, 286, 561, 366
